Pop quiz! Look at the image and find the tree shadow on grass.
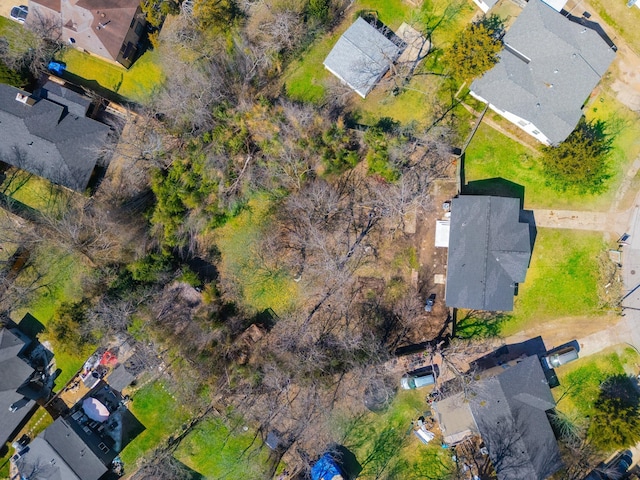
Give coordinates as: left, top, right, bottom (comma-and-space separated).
454, 310, 509, 339
463, 177, 525, 207
587, 374, 640, 451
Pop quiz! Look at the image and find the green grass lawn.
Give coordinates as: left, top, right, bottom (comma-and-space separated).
498, 228, 605, 336
9, 246, 90, 384
284, 0, 473, 106
59, 48, 165, 104
336, 390, 454, 479
1, 172, 69, 213
585, 91, 640, 201
464, 88, 640, 210
586, 0, 640, 55
174, 418, 271, 479
214, 193, 300, 315
120, 381, 192, 468
0, 16, 34, 54
554, 346, 639, 420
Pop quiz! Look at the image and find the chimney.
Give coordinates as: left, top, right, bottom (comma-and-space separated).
15, 93, 36, 106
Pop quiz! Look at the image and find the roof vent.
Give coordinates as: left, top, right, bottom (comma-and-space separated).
15, 93, 35, 106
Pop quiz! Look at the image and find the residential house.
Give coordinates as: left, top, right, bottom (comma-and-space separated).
14, 380, 143, 480
0, 82, 110, 192
323, 17, 403, 98
0, 327, 51, 448
0, 322, 53, 449
469, 0, 616, 145
27, 0, 147, 68
541, 0, 568, 11
445, 196, 531, 311
434, 356, 564, 480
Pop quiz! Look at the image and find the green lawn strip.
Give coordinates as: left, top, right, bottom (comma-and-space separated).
353, 0, 474, 126
356, 73, 443, 128
214, 193, 299, 314
464, 124, 595, 210
498, 228, 604, 337
10, 248, 89, 384
285, 0, 414, 104
553, 346, 639, 420
586, 0, 640, 55
59, 48, 164, 104
336, 390, 454, 479
0, 17, 33, 53
585, 91, 640, 197
120, 381, 192, 467
465, 90, 640, 211
12, 248, 87, 325
2, 173, 67, 213
174, 417, 271, 479
284, 19, 349, 103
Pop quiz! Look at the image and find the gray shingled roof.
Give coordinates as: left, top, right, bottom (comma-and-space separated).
15, 436, 82, 480
470, 0, 616, 145
445, 196, 531, 311
42, 418, 108, 480
470, 356, 563, 480
0, 83, 110, 191
0, 328, 35, 446
323, 17, 402, 98
35, 81, 92, 118
106, 364, 134, 392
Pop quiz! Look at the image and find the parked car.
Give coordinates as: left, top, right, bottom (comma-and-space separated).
424, 293, 436, 312
583, 450, 633, 480
608, 450, 633, 478
10, 5, 28, 23
542, 346, 578, 369
401, 367, 437, 390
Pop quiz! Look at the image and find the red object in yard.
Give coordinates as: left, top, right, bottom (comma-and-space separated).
99, 350, 118, 367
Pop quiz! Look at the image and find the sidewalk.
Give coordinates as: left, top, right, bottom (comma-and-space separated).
532, 208, 631, 233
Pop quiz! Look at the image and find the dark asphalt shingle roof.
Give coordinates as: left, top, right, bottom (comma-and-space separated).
41, 418, 108, 480
323, 17, 402, 98
470, 0, 616, 144
106, 364, 134, 392
16, 436, 82, 480
35, 81, 92, 117
0, 328, 36, 446
470, 356, 563, 480
0, 83, 110, 191
445, 196, 531, 311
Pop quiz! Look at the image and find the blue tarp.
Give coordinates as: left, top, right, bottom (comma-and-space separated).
311, 454, 343, 480
47, 61, 66, 75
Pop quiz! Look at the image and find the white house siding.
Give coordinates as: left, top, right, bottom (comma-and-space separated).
469, 90, 553, 145
541, 0, 567, 11
472, 0, 490, 13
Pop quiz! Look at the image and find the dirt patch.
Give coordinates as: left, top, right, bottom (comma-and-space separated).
505, 314, 621, 349
408, 177, 458, 339
610, 44, 640, 112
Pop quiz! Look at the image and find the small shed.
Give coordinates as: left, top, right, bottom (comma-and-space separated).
323, 17, 402, 98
